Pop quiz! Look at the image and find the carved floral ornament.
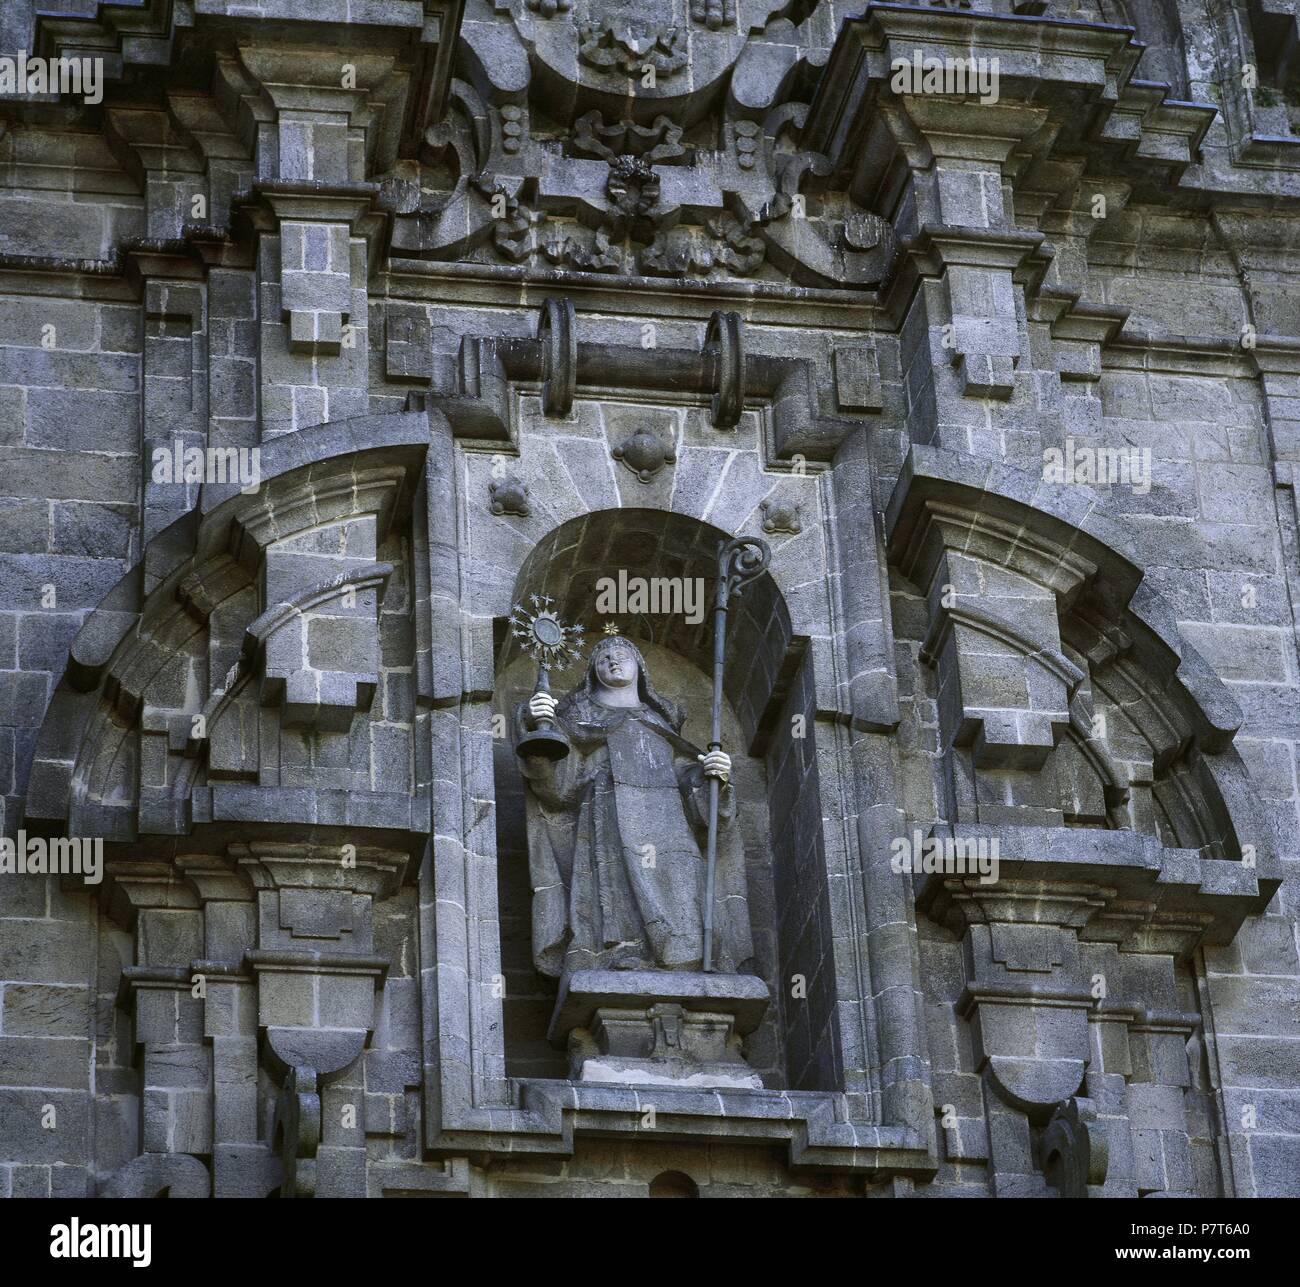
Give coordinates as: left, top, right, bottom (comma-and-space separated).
381, 59, 898, 289
361, 28, 898, 288
526, 0, 733, 26
578, 21, 689, 78
489, 475, 531, 516
760, 498, 801, 534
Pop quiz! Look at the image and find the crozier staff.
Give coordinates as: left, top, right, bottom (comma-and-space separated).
701, 535, 770, 970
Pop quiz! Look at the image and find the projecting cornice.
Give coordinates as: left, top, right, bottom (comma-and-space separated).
25, 0, 464, 151
802, 3, 1216, 216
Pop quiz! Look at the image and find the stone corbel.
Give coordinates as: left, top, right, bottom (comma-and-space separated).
94, 853, 280, 1200
905, 225, 1047, 401
917, 821, 1259, 1195
173, 855, 284, 1198
236, 841, 406, 960
927, 875, 1106, 1117
237, 841, 408, 1198
800, 5, 1217, 411
106, 865, 214, 1164
23, 5, 462, 169
279, 218, 353, 354
238, 185, 391, 356
922, 867, 1121, 1196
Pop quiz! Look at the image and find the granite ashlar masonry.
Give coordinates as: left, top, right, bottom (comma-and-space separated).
0, 0, 1297, 1198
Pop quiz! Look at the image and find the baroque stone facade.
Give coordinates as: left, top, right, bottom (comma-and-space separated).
0, 0, 1298, 1200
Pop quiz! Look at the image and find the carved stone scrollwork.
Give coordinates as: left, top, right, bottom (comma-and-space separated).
706, 310, 745, 428
571, 111, 684, 165
539, 297, 577, 416
469, 175, 535, 263
578, 21, 688, 79
1041, 1097, 1109, 1198
273, 1065, 321, 1199
641, 214, 764, 278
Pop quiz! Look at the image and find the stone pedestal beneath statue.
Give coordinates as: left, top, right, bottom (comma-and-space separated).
548, 970, 770, 1089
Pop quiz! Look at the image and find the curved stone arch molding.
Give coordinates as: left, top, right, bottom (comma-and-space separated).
25, 411, 437, 846
463, 465, 846, 728
98, 1152, 212, 1199
504, 507, 803, 748
387, 79, 503, 261
887, 444, 1244, 753
157, 560, 398, 808
921, 601, 1087, 690
885, 442, 1282, 941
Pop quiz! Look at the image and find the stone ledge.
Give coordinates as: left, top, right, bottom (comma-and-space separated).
917, 823, 1276, 953
420, 1081, 939, 1176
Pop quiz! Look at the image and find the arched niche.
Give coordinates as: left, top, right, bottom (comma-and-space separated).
26, 412, 431, 856
648, 1169, 699, 1197
498, 507, 801, 751
884, 441, 1280, 948
490, 506, 838, 1092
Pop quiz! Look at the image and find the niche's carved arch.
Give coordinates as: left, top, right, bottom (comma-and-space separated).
502, 507, 800, 752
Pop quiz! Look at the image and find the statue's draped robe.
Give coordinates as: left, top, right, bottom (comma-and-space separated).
513, 698, 754, 978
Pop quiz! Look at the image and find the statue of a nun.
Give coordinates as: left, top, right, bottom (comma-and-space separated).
513, 634, 755, 980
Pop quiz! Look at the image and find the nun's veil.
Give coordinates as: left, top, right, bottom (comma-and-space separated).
557, 635, 684, 732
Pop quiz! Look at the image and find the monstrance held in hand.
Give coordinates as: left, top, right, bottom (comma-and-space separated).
510, 595, 584, 762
